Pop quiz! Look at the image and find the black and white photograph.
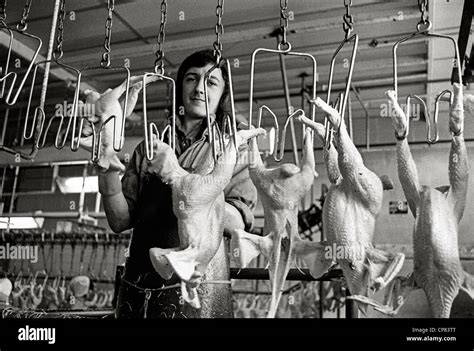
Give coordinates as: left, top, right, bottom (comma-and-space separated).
0, 0, 473, 348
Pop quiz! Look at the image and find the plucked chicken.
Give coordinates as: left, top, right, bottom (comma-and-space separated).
231, 126, 333, 318
148, 128, 265, 308
78, 75, 157, 172
298, 97, 405, 314
351, 85, 474, 318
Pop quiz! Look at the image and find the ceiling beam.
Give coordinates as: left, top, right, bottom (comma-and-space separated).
62, 10, 422, 66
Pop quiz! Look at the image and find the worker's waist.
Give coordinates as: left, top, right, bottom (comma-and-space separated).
122, 258, 180, 289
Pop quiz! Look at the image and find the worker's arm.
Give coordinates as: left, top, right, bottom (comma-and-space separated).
98, 170, 132, 233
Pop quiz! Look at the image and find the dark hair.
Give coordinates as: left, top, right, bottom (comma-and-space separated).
176, 49, 230, 125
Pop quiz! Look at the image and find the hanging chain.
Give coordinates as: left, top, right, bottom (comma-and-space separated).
0, 0, 6, 22
417, 0, 430, 32
342, 0, 354, 40
154, 0, 167, 74
101, 0, 115, 68
53, 0, 66, 61
213, 0, 224, 62
17, 0, 32, 32
279, 0, 289, 49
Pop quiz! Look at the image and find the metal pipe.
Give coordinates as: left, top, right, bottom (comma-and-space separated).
0, 167, 5, 199
299, 73, 312, 209
230, 268, 343, 281
9, 166, 19, 216
1, 108, 9, 145
78, 163, 88, 214
0, 160, 90, 168
278, 49, 300, 166
0, 167, 5, 215
3, 211, 108, 218
347, 91, 353, 140
345, 289, 358, 318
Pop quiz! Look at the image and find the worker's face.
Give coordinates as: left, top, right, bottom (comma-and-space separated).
182, 63, 225, 120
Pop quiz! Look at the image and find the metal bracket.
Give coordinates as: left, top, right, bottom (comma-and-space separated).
393, 26, 462, 144
248, 43, 317, 162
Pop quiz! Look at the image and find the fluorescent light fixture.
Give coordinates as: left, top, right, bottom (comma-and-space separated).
0, 217, 45, 229
56, 176, 99, 193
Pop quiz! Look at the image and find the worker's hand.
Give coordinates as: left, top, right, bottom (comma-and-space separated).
78, 75, 158, 173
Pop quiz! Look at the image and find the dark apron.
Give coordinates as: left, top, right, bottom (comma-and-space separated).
115, 238, 233, 319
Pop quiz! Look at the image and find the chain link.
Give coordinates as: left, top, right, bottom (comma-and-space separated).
417, 0, 430, 32
342, 0, 354, 40
154, 0, 167, 74
17, 0, 32, 32
101, 0, 115, 68
53, 0, 66, 60
213, 0, 224, 62
0, 0, 6, 22
279, 0, 289, 49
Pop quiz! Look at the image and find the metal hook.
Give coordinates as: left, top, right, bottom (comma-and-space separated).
71, 66, 130, 161
23, 60, 81, 150
323, 92, 344, 150
277, 109, 306, 162
224, 58, 238, 149
255, 105, 305, 162
435, 90, 458, 136
323, 33, 359, 150
392, 27, 462, 145
257, 105, 280, 160
248, 45, 317, 160
0, 25, 42, 106
142, 73, 176, 160
0, 23, 13, 100
203, 60, 226, 161
209, 119, 225, 158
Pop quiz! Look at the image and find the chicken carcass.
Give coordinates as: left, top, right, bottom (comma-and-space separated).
465, 93, 474, 116
298, 97, 405, 314
78, 75, 157, 172
231, 126, 334, 318
148, 128, 265, 308
351, 85, 474, 318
